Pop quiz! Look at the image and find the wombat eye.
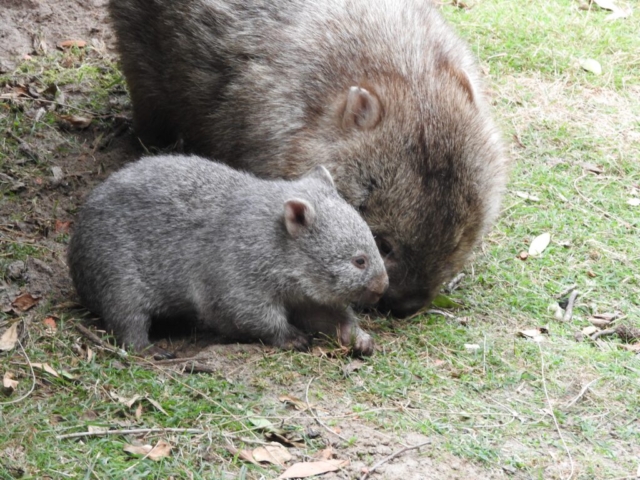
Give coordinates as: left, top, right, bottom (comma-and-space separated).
352, 256, 368, 269
376, 237, 393, 256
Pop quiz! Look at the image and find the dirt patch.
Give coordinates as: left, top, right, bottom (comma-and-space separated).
0, 0, 114, 70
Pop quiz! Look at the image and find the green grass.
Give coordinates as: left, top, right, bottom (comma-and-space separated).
2, 1, 640, 478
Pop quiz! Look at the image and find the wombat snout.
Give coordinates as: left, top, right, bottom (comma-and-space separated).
360, 271, 389, 305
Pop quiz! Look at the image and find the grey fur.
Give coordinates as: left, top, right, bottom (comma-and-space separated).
67, 155, 388, 355
109, 0, 509, 317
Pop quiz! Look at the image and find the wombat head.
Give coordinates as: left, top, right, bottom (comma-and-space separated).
283, 166, 388, 307
296, 63, 507, 317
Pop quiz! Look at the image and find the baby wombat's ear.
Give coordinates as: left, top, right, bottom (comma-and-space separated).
284, 199, 316, 237
306, 165, 335, 189
341, 86, 382, 130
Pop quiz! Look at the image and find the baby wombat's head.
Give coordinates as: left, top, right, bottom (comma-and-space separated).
283, 166, 388, 307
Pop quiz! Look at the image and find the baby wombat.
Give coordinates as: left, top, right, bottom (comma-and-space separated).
67, 155, 388, 356
109, 0, 509, 317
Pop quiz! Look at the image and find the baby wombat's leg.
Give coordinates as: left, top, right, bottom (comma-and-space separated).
100, 303, 153, 353
292, 305, 374, 356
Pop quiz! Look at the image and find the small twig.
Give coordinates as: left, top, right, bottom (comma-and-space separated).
153, 355, 203, 365
57, 427, 206, 440
590, 328, 617, 341
75, 324, 128, 357
360, 440, 431, 480
557, 284, 577, 299
305, 376, 349, 443
0, 336, 37, 407
445, 273, 465, 292
562, 290, 579, 322
564, 379, 599, 409
537, 343, 574, 480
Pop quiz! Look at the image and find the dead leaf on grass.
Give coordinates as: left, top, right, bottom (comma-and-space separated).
528, 233, 551, 256
581, 162, 604, 174
57, 40, 87, 49
3, 372, 19, 392
87, 425, 109, 434
314, 446, 334, 460
517, 251, 529, 261
582, 326, 599, 336
252, 443, 293, 466
42, 317, 57, 333
517, 328, 549, 342
627, 198, 640, 207
515, 191, 540, 202
226, 445, 260, 466
123, 440, 172, 461
279, 394, 308, 410
11, 293, 40, 312
57, 114, 92, 129
579, 58, 602, 75
109, 391, 141, 408
54, 220, 71, 234
277, 459, 349, 479
135, 403, 143, 420
342, 359, 365, 376
32, 363, 60, 378
0, 323, 20, 351
619, 343, 640, 353
145, 397, 169, 416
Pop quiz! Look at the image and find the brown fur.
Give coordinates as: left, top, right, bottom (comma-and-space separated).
108, 0, 509, 317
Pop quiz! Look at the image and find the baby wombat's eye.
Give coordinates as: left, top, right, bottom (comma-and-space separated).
352, 255, 368, 269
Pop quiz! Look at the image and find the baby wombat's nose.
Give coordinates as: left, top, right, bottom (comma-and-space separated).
361, 271, 389, 305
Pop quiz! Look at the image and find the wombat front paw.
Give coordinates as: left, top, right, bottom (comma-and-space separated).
340, 326, 374, 356
278, 330, 313, 352
351, 331, 375, 357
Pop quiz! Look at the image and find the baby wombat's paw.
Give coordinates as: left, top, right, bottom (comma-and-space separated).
340, 326, 375, 357
277, 328, 313, 352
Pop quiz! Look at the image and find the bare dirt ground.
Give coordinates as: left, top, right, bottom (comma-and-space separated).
0, 2, 500, 478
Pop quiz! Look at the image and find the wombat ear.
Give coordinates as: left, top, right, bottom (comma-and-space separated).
284, 199, 316, 236
341, 86, 382, 130
438, 55, 475, 104
307, 165, 335, 189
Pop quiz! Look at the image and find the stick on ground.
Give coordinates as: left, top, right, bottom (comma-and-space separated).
360, 440, 431, 480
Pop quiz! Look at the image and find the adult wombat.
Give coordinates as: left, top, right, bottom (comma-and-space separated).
67, 156, 388, 356
109, 0, 508, 317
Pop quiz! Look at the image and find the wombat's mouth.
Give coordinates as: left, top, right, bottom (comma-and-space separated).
377, 294, 431, 319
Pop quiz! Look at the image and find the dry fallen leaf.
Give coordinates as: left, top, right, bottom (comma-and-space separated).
123, 440, 172, 461
11, 293, 40, 312
54, 220, 71, 233
581, 162, 604, 174
619, 343, 640, 353
0, 323, 20, 351
3, 372, 19, 392
278, 459, 349, 479
58, 39, 87, 49
32, 363, 60, 378
528, 233, 551, 256
135, 402, 143, 420
109, 391, 141, 408
627, 198, 640, 207
582, 326, 599, 336
87, 425, 109, 434
279, 394, 308, 410
517, 251, 529, 261
579, 58, 602, 75
314, 447, 334, 461
226, 445, 260, 466
42, 317, 57, 332
518, 328, 548, 342
252, 443, 293, 466
58, 114, 93, 129
146, 397, 169, 416
515, 191, 540, 202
